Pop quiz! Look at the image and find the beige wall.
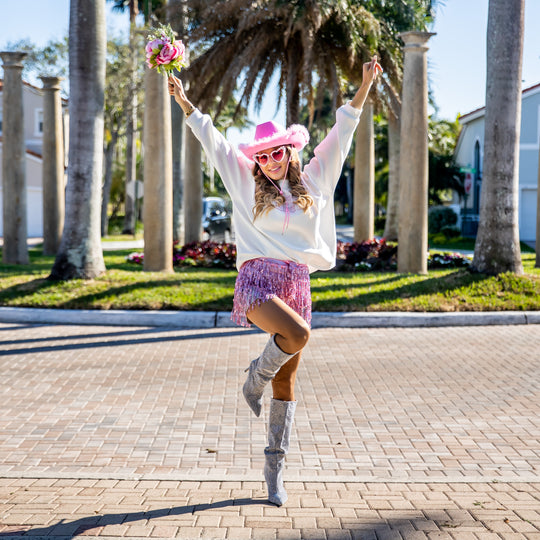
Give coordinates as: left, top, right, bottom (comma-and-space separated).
22, 83, 44, 141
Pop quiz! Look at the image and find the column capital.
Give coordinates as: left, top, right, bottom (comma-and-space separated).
398, 31, 436, 52
0, 51, 28, 68
40, 76, 64, 91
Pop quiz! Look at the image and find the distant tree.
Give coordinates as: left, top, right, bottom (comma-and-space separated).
472, 0, 524, 275
101, 37, 145, 237
428, 116, 464, 205
2, 37, 69, 95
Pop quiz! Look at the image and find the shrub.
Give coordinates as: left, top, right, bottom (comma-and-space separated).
336, 238, 397, 272
428, 207, 458, 234
127, 239, 471, 272
174, 241, 237, 269
126, 241, 237, 269
428, 252, 471, 269
440, 226, 461, 239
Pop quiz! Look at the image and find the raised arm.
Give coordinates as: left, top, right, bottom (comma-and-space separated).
168, 75, 252, 198
302, 56, 382, 194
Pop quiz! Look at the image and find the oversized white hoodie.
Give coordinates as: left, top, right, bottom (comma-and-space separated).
186, 102, 362, 273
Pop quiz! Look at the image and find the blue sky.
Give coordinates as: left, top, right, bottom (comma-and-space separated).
1, 0, 539, 135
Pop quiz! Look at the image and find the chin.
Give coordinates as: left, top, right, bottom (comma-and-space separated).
266, 168, 285, 180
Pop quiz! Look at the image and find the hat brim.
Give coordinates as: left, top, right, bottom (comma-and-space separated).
238, 124, 309, 161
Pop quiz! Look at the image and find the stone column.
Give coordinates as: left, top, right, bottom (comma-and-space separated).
383, 110, 401, 242
1, 51, 29, 265
40, 76, 65, 256
143, 67, 173, 272
353, 100, 374, 243
397, 31, 435, 274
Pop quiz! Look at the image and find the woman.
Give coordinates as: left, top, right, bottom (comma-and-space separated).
169, 56, 382, 506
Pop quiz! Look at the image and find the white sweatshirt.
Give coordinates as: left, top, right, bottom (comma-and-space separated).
186, 103, 362, 273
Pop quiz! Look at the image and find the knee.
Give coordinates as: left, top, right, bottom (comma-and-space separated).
285, 321, 310, 352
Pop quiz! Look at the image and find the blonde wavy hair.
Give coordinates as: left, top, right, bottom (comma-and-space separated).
252, 147, 314, 221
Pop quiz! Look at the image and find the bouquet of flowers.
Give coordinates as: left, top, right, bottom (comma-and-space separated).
145, 23, 186, 75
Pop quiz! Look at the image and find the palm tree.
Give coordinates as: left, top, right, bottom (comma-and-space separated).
471, 0, 524, 275
49, 0, 107, 279
185, 0, 391, 125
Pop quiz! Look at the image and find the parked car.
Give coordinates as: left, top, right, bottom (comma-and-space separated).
202, 197, 233, 242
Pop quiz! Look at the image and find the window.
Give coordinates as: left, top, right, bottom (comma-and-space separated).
35, 108, 44, 136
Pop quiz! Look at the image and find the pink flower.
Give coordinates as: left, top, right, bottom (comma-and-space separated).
155, 42, 180, 65
174, 40, 185, 58
145, 38, 163, 55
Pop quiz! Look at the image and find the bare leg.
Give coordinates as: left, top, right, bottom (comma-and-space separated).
272, 353, 301, 401
247, 297, 308, 402
247, 297, 310, 354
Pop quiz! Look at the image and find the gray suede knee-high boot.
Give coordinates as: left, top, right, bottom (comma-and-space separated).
264, 398, 297, 506
243, 335, 297, 417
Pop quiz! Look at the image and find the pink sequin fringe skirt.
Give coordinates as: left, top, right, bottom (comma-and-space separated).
231, 257, 311, 328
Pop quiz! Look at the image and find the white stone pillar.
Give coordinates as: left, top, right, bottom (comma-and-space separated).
143, 67, 173, 272
1, 51, 29, 264
383, 111, 401, 242
40, 76, 65, 256
397, 31, 435, 274
353, 100, 375, 243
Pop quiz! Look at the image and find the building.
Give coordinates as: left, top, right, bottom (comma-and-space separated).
454, 83, 540, 243
0, 79, 68, 238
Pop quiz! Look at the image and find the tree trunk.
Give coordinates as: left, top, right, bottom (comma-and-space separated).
286, 44, 301, 125
49, 0, 106, 280
171, 99, 185, 243
169, 0, 187, 244
122, 5, 139, 235
183, 127, 203, 243
353, 101, 374, 243
383, 110, 400, 241
101, 131, 118, 237
472, 0, 524, 275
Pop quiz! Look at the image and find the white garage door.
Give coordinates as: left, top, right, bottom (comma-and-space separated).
0, 187, 43, 238
520, 188, 537, 242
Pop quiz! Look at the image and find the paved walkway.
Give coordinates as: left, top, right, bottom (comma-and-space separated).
0, 322, 539, 538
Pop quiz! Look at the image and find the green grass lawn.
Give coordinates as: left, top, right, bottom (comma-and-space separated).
1, 248, 539, 312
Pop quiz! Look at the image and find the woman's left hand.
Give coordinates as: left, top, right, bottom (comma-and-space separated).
362, 55, 383, 87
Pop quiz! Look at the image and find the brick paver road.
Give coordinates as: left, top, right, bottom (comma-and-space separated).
0, 322, 539, 539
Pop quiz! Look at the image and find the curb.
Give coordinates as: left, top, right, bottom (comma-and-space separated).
0, 306, 539, 329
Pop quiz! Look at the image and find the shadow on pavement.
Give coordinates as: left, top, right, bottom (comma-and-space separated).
0, 497, 269, 538
0, 328, 260, 356
0, 508, 461, 539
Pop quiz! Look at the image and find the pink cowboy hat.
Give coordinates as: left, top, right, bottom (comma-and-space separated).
238, 120, 310, 161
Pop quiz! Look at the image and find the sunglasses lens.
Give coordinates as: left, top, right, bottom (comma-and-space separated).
256, 154, 268, 166
271, 148, 285, 162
